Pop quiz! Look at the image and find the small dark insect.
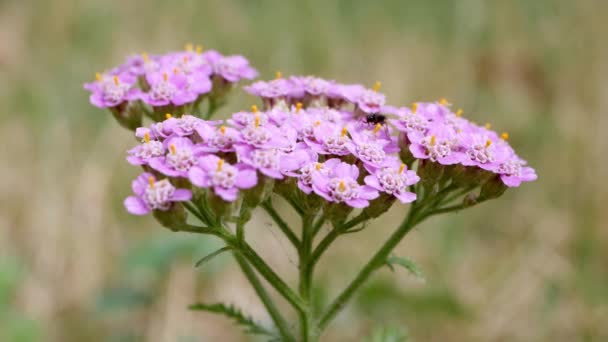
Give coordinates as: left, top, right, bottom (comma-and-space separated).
364, 113, 387, 125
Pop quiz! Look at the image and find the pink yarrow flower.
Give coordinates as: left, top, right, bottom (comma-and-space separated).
124, 173, 192, 215
188, 155, 258, 201
312, 160, 379, 208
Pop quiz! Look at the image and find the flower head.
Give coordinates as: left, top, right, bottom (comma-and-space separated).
124, 173, 191, 215
364, 159, 419, 203
188, 155, 258, 201
311, 161, 379, 208
85, 72, 140, 108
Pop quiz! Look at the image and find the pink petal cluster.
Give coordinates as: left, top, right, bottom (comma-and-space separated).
388, 103, 537, 187
113, 71, 536, 215
84, 46, 257, 109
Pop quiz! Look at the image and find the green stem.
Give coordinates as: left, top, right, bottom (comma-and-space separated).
183, 202, 209, 224
232, 237, 306, 313
261, 201, 300, 248
233, 253, 295, 342
318, 205, 422, 330
183, 204, 305, 314
204, 97, 217, 120
298, 215, 316, 341
311, 212, 327, 237
309, 213, 370, 269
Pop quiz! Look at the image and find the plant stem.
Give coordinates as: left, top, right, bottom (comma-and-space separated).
231, 237, 306, 313
262, 201, 300, 248
318, 205, 422, 330
311, 212, 327, 237
182, 204, 306, 314
233, 253, 295, 342
309, 212, 370, 269
298, 215, 316, 341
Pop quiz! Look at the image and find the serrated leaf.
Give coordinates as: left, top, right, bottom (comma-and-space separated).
385, 256, 424, 280
189, 302, 277, 338
195, 246, 233, 267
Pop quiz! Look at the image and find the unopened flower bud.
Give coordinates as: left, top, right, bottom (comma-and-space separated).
462, 192, 478, 208
479, 176, 508, 201
325, 202, 354, 228
110, 102, 143, 131
361, 193, 396, 219
243, 176, 275, 208
153, 203, 188, 231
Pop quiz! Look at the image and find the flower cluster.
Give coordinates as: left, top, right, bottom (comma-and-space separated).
84, 46, 535, 217
387, 102, 537, 187
119, 71, 537, 216
84, 44, 257, 111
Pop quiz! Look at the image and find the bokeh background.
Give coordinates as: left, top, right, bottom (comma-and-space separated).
1, 0, 607, 341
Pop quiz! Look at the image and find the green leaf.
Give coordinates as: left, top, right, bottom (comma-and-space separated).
195, 246, 233, 267
385, 256, 425, 280
189, 302, 277, 338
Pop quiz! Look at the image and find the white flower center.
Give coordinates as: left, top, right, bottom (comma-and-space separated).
328, 178, 359, 202
423, 136, 452, 162
103, 82, 130, 103
466, 143, 495, 164
323, 134, 350, 154
356, 143, 386, 164
211, 164, 237, 188
242, 126, 272, 146
166, 147, 196, 171
252, 149, 279, 170
151, 81, 177, 101
135, 141, 164, 159
144, 179, 175, 210
177, 115, 203, 134
377, 169, 406, 194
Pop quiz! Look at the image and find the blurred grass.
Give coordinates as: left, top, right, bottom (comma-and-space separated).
1, 0, 607, 341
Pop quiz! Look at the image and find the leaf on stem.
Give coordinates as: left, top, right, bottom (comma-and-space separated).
385, 256, 425, 280
189, 302, 278, 338
194, 246, 233, 267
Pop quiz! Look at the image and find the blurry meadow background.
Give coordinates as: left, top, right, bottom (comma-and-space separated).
1, 0, 607, 341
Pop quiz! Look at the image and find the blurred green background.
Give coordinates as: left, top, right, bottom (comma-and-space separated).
1, 0, 607, 341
